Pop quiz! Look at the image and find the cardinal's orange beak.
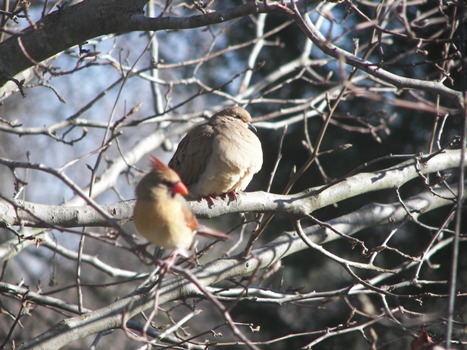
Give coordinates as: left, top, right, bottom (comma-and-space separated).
172, 181, 189, 196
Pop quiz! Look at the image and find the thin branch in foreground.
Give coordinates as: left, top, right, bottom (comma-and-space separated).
293, 220, 393, 273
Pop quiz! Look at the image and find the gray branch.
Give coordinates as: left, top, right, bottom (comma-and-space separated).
1, 0, 463, 111
0, 149, 463, 228
14, 182, 460, 350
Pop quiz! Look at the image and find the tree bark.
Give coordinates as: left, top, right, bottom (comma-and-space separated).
0, 0, 147, 87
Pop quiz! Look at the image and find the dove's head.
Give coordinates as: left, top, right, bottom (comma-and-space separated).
210, 106, 257, 133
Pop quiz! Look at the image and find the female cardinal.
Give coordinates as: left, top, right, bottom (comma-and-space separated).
133, 155, 227, 257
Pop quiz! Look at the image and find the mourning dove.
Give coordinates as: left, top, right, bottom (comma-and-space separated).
168, 106, 263, 201
133, 155, 227, 255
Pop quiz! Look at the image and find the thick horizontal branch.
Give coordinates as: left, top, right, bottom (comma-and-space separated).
0, 198, 134, 228
0, 149, 463, 228
15, 183, 460, 350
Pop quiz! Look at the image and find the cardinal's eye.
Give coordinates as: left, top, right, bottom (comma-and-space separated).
162, 179, 175, 188
235, 114, 242, 119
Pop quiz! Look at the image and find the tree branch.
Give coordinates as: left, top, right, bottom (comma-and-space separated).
0, 149, 463, 228
2, 0, 462, 114
287, 1, 465, 109
0, 0, 147, 87
15, 182, 462, 350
